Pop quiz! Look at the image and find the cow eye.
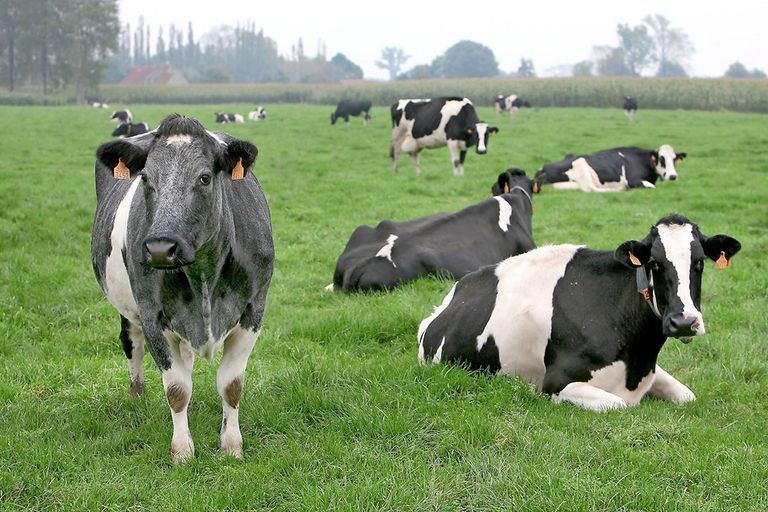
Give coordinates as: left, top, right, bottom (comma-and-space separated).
199, 173, 212, 186
139, 172, 147, 182
694, 260, 704, 271
651, 262, 661, 272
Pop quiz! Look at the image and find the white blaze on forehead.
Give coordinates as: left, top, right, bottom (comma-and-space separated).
657, 223, 705, 333
375, 234, 398, 267
475, 123, 489, 152
657, 144, 678, 179
494, 196, 512, 232
165, 134, 192, 146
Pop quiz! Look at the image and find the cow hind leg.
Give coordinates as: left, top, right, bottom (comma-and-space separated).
217, 325, 260, 458
552, 382, 628, 411
119, 315, 146, 396
410, 150, 422, 176
160, 335, 196, 463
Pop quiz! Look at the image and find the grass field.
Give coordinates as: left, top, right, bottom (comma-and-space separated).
0, 103, 767, 511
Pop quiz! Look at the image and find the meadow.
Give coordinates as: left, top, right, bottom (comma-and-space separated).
0, 103, 766, 511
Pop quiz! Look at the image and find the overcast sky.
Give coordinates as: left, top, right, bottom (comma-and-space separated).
117, 0, 767, 79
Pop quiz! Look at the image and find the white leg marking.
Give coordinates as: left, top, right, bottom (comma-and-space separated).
448, 141, 460, 176
324, 283, 335, 292
641, 180, 656, 188
161, 332, 196, 463
553, 382, 628, 411
648, 365, 696, 404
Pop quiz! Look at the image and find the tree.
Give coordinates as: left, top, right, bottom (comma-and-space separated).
643, 14, 694, 76
441, 40, 498, 78
724, 62, 767, 78
572, 60, 593, 76
516, 58, 536, 77
375, 47, 409, 80
657, 59, 687, 77
617, 23, 655, 75
594, 46, 633, 76
329, 53, 363, 80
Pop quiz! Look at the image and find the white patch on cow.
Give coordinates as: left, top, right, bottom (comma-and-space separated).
553, 382, 628, 411
641, 180, 656, 188
161, 330, 196, 463
582, 360, 656, 406
657, 144, 678, 180
494, 196, 513, 232
411, 98, 472, 149
418, 282, 458, 362
563, 157, 628, 192
618, 151, 625, 157
504, 95, 518, 111
656, 223, 705, 334
432, 336, 446, 363
648, 365, 696, 404
234, 114, 244, 123
375, 234, 398, 267
104, 177, 142, 324
475, 245, 581, 389
206, 130, 227, 145
475, 123, 489, 153
324, 283, 335, 292
165, 134, 192, 146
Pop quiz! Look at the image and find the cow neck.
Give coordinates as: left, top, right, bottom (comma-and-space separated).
183, 210, 232, 286
508, 186, 533, 209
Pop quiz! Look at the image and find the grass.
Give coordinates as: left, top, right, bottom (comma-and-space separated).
0, 103, 767, 511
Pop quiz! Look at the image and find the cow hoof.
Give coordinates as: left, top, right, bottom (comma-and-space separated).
129, 379, 146, 397
220, 431, 243, 459
671, 389, 696, 404
171, 436, 195, 464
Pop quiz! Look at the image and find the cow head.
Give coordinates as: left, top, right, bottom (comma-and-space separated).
467, 123, 499, 154
652, 144, 687, 181
492, 168, 533, 197
614, 214, 741, 338
215, 112, 229, 123
330, 112, 339, 125
96, 114, 258, 270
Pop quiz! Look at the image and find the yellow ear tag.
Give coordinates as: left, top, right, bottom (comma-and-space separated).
629, 251, 642, 266
231, 157, 244, 180
113, 158, 130, 180
715, 251, 730, 269
503, 183, 510, 193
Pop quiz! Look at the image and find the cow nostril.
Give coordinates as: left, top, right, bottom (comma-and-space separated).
669, 175, 677, 181
669, 314, 697, 336
145, 240, 177, 262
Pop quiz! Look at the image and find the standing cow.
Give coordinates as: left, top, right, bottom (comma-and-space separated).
390, 97, 499, 176
331, 100, 372, 125
418, 214, 740, 411
494, 94, 532, 118
624, 96, 638, 121
91, 114, 274, 462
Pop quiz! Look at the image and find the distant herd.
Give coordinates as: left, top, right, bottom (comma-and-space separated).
90, 94, 740, 462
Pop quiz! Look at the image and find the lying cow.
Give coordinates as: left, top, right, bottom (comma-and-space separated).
216, 112, 245, 124
534, 145, 687, 192
391, 97, 499, 176
624, 96, 638, 121
248, 107, 267, 121
331, 99, 372, 125
494, 94, 532, 117
110, 110, 132, 123
111, 122, 150, 138
329, 169, 535, 292
418, 214, 740, 411
92, 114, 274, 462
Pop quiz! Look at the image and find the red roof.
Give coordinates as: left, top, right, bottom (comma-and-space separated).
120, 65, 188, 86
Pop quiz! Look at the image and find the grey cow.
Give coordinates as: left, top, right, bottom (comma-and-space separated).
91, 114, 274, 462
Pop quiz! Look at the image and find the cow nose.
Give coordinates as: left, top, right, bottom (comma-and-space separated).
145, 238, 178, 268
668, 174, 677, 181
668, 314, 697, 337
476, 149, 487, 155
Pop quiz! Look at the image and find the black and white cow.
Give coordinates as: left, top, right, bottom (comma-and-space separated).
111, 122, 150, 138
110, 110, 133, 123
216, 112, 245, 124
418, 214, 740, 411
331, 100, 372, 125
390, 97, 499, 176
248, 107, 267, 121
93, 102, 110, 109
494, 94, 532, 117
534, 145, 687, 192
623, 96, 638, 121
91, 114, 274, 462
328, 170, 534, 292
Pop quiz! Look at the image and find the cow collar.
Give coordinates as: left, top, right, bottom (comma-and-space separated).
634, 263, 692, 344
508, 186, 533, 209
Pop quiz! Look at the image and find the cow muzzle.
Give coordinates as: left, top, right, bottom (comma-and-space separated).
664, 313, 704, 338
143, 236, 194, 269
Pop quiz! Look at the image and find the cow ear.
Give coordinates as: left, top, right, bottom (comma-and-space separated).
650, 151, 658, 168
701, 234, 741, 268
218, 139, 258, 180
615, 239, 652, 268
96, 139, 148, 180
466, 127, 473, 135
675, 152, 687, 163
489, 127, 499, 135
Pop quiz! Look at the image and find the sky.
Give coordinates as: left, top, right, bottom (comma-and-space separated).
117, 0, 767, 80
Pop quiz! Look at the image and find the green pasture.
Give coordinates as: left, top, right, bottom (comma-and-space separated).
0, 104, 766, 511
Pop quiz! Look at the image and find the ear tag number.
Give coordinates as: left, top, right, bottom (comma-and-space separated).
232, 157, 244, 180
113, 158, 130, 180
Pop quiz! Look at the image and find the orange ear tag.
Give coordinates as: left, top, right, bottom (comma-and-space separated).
503, 183, 510, 193
533, 182, 540, 194
629, 251, 642, 266
113, 158, 130, 180
715, 251, 730, 269
231, 157, 244, 180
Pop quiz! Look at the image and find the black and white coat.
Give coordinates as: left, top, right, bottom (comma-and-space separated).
331, 100, 372, 125
623, 96, 638, 121
418, 214, 740, 411
494, 94, 531, 117
92, 114, 274, 462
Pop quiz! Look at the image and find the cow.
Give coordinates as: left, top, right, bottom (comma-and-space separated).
494, 94, 532, 117
390, 97, 499, 177
216, 112, 245, 124
331, 100, 372, 125
111, 122, 150, 138
91, 114, 274, 462
110, 110, 133, 123
533, 145, 687, 192
418, 213, 741, 411
328, 169, 535, 292
93, 102, 110, 109
248, 107, 267, 121
624, 96, 638, 121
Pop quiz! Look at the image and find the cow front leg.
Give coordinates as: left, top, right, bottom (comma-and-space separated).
217, 325, 260, 458
119, 315, 146, 396
648, 365, 696, 404
410, 150, 422, 176
448, 141, 462, 176
552, 382, 628, 411
159, 334, 196, 463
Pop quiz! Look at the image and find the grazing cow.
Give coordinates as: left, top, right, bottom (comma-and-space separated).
111, 122, 150, 138
329, 170, 534, 292
494, 94, 532, 117
216, 112, 245, 124
331, 100, 372, 125
418, 214, 741, 411
624, 96, 638, 121
534, 145, 687, 192
93, 102, 110, 109
91, 114, 274, 462
390, 97, 499, 176
110, 110, 133, 123
248, 107, 267, 121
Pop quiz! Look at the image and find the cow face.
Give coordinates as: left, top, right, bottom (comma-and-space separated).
492, 168, 533, 196
467, 123, 499, 154
330, 112, 339, 125
654, 144, 686, 181
615, 214, 741, 338
97, 115, 258, 269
